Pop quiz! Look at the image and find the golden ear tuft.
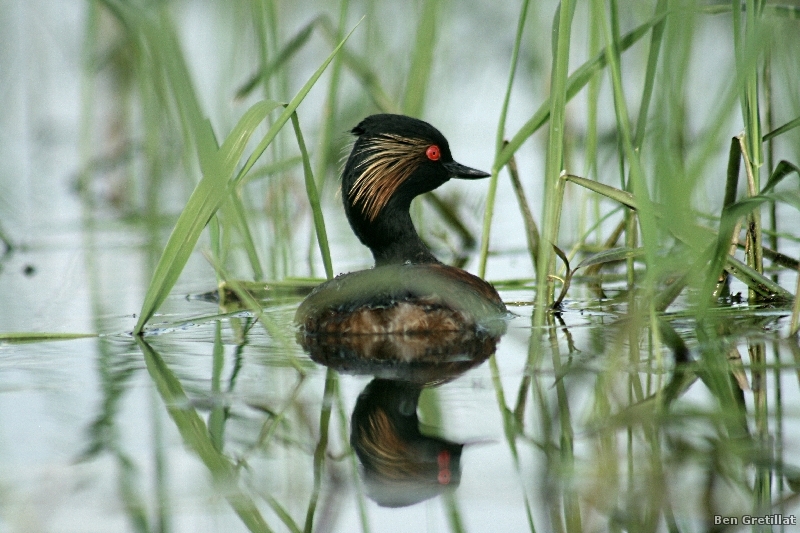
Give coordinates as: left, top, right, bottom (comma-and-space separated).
349, 134, 429, 221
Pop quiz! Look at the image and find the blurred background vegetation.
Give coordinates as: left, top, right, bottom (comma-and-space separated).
2, 1, 800, 532
3, 0, 800, 316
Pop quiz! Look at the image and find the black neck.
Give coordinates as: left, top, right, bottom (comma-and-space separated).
345, 200, 439, 266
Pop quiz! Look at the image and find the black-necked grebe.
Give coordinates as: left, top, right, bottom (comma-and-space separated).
350, 378, 463, 507
296, 114, 507, 335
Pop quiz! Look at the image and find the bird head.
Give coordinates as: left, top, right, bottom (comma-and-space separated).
342, 114, 490, 223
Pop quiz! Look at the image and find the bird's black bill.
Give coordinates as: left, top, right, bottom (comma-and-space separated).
442, 160, 491, 180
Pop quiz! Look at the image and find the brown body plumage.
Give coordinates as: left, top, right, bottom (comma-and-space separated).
298, 263, 505, 334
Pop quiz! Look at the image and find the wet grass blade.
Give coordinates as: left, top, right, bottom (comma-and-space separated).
488, 356, 538, 532
208, 322, 226, 452
229, 193, 265, 280
0, 332, 97, 344
724, 254, 793, 301
207, 259, 305, 374
564, 166, 797, 305
703, 192, 797, 307
633, 0, 668, 150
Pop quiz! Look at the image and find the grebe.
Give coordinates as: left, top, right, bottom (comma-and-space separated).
296, 114, 507, 335
350, 378, 463, 507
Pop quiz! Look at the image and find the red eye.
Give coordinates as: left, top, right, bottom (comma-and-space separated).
426, 145, 441, 161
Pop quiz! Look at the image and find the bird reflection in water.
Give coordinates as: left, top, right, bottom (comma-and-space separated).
350, 378, 463, 508
298, 327, 502, 507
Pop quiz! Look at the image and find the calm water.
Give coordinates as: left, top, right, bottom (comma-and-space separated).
3, 2, 800, 532
3, 225, 799, 531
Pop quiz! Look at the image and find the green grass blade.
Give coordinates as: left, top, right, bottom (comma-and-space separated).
724, 254, 793, 301
263, 494, 303, 533
761, 160, 800, 194
495, 15, 663, 170
318, 22, 398, 113
292, 112, 333, 280
599, 0, 659, 284
234, 19, 363, 184
735, 0, 765, 170
135, 22, 359, 333
507, 149, 540, 272
235, 17, 320, 100
791, 273, 800, 336
208, 322, 226, 452
402, 0, 440, 117
134, 100, 282, 333
98, 1, 215, 177
443, 491, 467, 533
238, 156, 303, 186
575, 247, 645, 271
228, 193, 265, 280
495, 0, 531, 156
563, 174, 638, 210
488, 356, 538, 532
0, 332, 97, 344
303, 369, 336, 533
207, 260, 304, 374
702, 193, 795, 306
479, 0, 531, 277
314, 0, 350, 189
155, 13, 218, 177
762, 115, 800, 142
632, 0, 668, 150
535, 0, 576, 321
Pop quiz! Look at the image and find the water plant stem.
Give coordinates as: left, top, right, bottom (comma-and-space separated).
535, 0, 575, 326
